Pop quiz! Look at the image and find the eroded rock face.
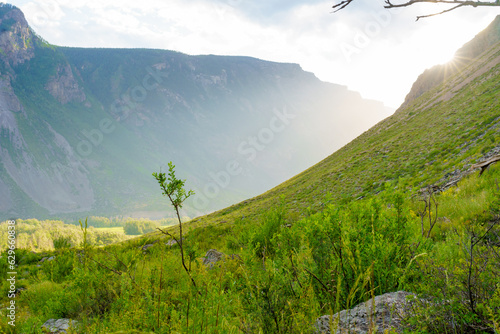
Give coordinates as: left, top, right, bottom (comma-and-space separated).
0, 5, 35, 66
314, 291, 416, 334
45, 64, 86, 104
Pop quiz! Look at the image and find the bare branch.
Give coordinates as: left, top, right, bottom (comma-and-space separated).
304, 267, 331, 293
332, 0, 355, 12
384, 0, 500, 9
333, 0, 500, 20
416, 3, 466, 21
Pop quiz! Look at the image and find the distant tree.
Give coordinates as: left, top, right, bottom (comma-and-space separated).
123, 221, 143, 235
333, 0, 500, 20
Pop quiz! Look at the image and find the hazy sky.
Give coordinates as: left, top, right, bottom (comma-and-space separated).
10, 0, 500, 108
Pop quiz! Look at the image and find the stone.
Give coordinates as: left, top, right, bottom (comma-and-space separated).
314, 291, 416, 334
165, 238, 183, 247
41, 318, 79, 334
141, 241, 157, 252
202, 249, 241, 268
40, 256, 55, 263
203, 249, 225, 268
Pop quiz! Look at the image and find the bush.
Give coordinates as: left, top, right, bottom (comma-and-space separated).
250, 207, 285, 258
41, 251, 75, 283
303, 194, 417, 312
21, 281, 65, 317
53, 235, 72, 249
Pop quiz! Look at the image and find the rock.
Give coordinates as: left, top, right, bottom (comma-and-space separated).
0, 6, 35, 65
314, 291, 416, 334
141, 241, 157, 252
40, 256, 55, 263
45, 64, 86, 105
202, 249, 241, 268
14, 287, 26, 295
165, 238, 183, 247
203, 249, 225, 268
41, 318, 79, 334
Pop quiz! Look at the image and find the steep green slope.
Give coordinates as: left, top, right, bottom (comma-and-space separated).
402, 15, 500, 108
187, 30, 500, 230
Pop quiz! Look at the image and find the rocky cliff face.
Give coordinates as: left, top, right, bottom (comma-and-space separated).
0, 4, 34, 67
400, 15, 500, 110
45, 63, 86, 104
0, 5, 94, 218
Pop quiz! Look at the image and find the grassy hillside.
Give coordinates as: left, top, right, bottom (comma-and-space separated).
1, 163, 499, 333
186, 39, 500, 231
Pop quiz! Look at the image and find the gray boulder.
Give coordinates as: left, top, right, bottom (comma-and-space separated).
41, 318, 79, 333
314, 291, 416, 334
202, 249, 241, 268
203, 249, 225, 268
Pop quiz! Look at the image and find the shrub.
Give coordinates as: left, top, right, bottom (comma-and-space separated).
53, 235, 72, 249
21, 281, 65, 317
250, 207, 285, 258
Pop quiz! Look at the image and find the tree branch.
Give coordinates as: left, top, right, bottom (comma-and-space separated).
416, 3, 466, 21
332, 0, 355, 12
333, 0, 500, 20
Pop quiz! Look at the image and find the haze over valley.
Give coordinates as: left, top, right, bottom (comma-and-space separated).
0, 4, 393, 220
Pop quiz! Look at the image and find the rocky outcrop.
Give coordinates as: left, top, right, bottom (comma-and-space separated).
45, 64, 86, 104
41, 318, 79, 334
314, 291, 416, 334
0, 76, 23, 140
0, 4, 35, 66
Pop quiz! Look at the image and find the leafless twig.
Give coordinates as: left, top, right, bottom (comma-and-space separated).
332, 0, 500, 20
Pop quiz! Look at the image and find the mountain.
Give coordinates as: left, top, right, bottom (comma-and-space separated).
189, 15, 500, 228
401, 15, 500, 109
0, 4, 392, 221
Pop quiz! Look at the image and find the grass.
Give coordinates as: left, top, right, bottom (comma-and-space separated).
2, 164, 499, 333
94, 227, 126, 233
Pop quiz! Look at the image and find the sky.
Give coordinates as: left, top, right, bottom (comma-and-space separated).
9, 0, 500, 109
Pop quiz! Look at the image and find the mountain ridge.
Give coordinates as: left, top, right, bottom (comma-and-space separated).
400, 14, 500, 109
0, 4, 392, 221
